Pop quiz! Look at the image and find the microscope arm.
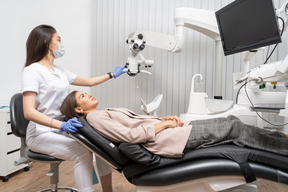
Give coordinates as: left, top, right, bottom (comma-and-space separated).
128, 31, 180, 53
127, 8, 220, 52
125, 8, 220, 76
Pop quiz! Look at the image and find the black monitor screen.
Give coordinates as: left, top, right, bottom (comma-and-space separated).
215, 0, 281, 56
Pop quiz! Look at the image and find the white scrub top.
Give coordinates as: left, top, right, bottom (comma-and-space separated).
21, 63, 77, 136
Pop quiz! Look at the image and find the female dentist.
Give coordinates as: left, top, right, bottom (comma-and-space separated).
21, 24, 124, 192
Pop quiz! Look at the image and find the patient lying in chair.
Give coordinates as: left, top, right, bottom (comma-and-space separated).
60, 91, 288, 158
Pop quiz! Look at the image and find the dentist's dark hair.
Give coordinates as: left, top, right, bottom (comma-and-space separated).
25, 24, 56, 67
60, 91, 84, 119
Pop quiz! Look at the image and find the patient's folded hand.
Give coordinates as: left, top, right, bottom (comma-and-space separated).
168, 120, 178, 128
162, 116, 183, 127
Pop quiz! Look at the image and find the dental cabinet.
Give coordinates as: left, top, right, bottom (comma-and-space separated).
0, 109, 28, 182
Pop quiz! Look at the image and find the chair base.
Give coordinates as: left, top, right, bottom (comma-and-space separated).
38, 186, 78, 192
37, 162, 78, 192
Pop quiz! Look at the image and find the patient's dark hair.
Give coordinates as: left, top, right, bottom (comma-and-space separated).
60, 91, 84, 119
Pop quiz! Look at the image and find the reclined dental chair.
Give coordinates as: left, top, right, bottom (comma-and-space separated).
70, 117, 288, 192
10, 93, 77, 192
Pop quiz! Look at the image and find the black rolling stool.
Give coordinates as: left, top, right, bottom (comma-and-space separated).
10, 93, 77, 192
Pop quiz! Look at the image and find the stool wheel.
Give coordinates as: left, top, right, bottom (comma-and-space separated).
2, 176, 9, 182
24, 166, 30, 172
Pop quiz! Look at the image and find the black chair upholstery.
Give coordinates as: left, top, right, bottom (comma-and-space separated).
10, 93, 77, 192
10, 93, 29, 137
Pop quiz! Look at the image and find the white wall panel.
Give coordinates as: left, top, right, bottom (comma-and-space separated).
92, 0, 288, 118
0, 0, 93, 105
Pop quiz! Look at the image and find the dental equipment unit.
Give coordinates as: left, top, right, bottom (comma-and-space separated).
127, 0, 288, 129
181, 0, 288, 129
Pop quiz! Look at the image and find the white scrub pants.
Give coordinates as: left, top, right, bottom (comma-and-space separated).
27, 129, 112, 192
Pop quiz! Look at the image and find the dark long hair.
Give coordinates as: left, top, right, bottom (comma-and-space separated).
25, 25, 56, 67
60, 91, 84, 119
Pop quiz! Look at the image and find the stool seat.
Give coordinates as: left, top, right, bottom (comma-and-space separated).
28, 150, 63, 162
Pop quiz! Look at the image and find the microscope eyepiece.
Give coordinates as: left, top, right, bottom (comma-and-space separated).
139, 44, 145, 50
133, 43, 139, 49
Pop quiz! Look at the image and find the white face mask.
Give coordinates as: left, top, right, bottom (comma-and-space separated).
51, 43, 65, 59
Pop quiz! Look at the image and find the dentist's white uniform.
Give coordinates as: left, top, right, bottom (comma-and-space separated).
22, 63, 111, 192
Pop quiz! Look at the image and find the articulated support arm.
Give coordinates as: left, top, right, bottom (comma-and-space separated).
125, 7, 220, 79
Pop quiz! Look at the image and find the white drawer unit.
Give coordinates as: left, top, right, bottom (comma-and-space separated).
0, 109, 29, 182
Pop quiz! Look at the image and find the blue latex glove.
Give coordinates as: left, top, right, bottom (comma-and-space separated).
112, 66, 128, 79
60, 117, 83, 133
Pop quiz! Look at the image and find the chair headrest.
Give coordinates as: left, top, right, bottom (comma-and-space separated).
10, 93, 29, 137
